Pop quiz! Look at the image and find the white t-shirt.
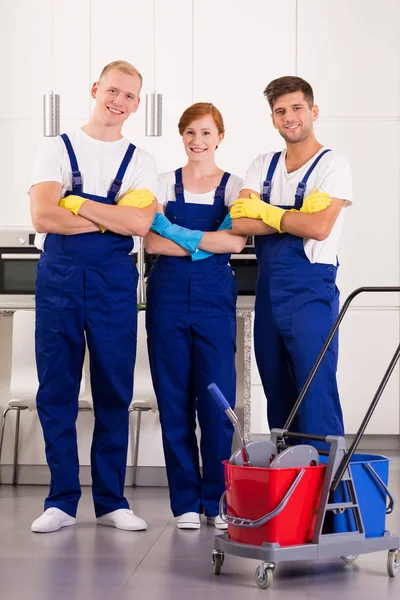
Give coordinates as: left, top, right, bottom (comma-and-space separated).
157, 171, 243, 208
243, 147, 353, 265
30, 129, 158, 252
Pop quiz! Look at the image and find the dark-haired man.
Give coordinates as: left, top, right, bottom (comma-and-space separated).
231, 76, 353, 444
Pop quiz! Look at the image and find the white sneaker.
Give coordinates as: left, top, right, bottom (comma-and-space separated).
31, 507, 76, 533
96, 509, 147, 531
207, 515, 228, 530
176, 512, 201, 530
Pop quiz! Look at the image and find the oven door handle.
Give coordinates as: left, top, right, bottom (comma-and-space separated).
0, 254, 41, 260
230, 254, 257, 260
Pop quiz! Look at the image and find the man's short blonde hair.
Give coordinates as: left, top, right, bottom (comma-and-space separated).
98, 60, 143, 85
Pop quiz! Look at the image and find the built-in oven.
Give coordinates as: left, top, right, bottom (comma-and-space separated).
230, 235, 258, 296
0, 229, 41, 308
137, 234, 258, 304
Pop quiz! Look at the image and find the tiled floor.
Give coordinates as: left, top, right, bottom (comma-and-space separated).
0, 454, 399, 600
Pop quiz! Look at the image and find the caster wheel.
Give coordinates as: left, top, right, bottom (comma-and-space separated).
340, 554, 359, 564
255, 564, 274, 589
387, 550, 399, 577
212, 551, 224, 576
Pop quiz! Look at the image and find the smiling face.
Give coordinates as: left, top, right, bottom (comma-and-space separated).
182, 114, 224, 162
91, 68, 141, 128
271, 91, 318, 144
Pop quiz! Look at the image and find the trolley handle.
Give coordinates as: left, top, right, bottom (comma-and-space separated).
219, 470, 305, 528
284, 287, 400, 433
280, 286, 400, 492
364, 463, 395, 515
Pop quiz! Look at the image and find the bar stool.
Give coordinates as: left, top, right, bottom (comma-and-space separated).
0, 310, 92, 484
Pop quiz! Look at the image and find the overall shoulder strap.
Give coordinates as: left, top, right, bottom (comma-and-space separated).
60, 133, 83, 193
294, 148, 332, 208
174, 168, 185, 204
262, 152, 281, 203
107, 143, 136, 202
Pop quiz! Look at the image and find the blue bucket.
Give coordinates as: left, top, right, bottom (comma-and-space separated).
327, 454, 392, 538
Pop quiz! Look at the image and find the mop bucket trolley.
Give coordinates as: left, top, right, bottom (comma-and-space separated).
208, 287, 400, 589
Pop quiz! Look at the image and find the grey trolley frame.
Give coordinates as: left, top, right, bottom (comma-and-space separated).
212, 287, 400, 589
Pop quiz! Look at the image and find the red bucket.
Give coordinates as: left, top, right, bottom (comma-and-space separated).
223, 460, 326, 547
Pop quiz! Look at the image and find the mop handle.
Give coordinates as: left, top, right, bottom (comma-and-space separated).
207, 383, 251, 466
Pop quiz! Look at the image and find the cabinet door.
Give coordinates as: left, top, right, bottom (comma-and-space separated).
297, 0, 400, 118
316, 121, 400, 310
193, 0, 296, 119
249, 309, 400, 436
90, 0, 191, 118
53, 0, 91, 122
338, 309, 400, 435
0, 0, 52, 120
0, 121, 43, 226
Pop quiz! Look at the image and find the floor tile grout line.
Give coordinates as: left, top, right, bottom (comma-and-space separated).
119, 517, 174, 590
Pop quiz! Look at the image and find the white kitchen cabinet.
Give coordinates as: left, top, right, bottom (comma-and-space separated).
0, 121, 42, 226
0, 0, 90, 227
338, 308, 400, 435
53, 0, 91, 121
0, 0, 52, 121
297, 0, 400, 119
90, 0, 192, 122
315, 120, 400, 309
0, 0, 90, 122
192, 0, 296, 119
249, 309, 400, 436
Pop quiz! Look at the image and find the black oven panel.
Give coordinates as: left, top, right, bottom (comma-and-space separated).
0, 230, 41, 296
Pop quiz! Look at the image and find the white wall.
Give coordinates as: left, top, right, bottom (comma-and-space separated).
0, 0, 399, 459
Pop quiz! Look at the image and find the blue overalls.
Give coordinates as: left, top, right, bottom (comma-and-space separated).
254, 150, 344, 444
146, 168, 237, 517
35, 134, 138, 518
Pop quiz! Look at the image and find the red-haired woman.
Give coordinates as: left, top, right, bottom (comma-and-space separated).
145, 103, 246, 530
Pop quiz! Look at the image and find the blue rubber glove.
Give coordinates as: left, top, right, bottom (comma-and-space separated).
191, 213, 233, 262
150, 212, 204, 253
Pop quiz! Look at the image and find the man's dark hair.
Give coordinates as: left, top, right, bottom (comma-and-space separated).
264, 76, 314, 110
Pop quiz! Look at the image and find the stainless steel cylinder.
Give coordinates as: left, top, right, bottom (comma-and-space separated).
137, 238, 146, 306
43, 91, 60, 137
145, 92, 162, 136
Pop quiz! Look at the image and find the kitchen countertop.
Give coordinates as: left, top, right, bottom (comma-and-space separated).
0, 296, 256, 314
0, 309, 20, 317
0, 301, 255, 439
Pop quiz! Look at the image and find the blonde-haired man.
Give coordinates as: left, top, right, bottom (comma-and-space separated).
29, 61, 157, 533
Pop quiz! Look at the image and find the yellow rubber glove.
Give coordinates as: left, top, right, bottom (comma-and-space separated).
117, 188, 154, 208
300, 188, 332, 213
231, 194, 285, 232
59, 195, 107, 232
58, 194, 86, 215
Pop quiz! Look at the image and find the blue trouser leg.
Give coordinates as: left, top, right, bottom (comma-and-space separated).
255, 271, 344, 446
146, 264, 237, 517
85, 262, 138, 517
146, 267, 202, 516
254, 276, 299, 430
35, 262, 85, 517
147, 307, 201, 516
284, 332, 344, 438
192, 312, 236, 517
287, 270, 344, 440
